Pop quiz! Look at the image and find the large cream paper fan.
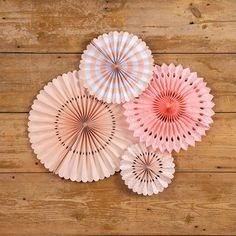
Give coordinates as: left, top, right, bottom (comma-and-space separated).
28, 71, 134, 182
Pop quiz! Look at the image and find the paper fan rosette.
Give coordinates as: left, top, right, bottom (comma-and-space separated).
28, 71, 134, 182
79, 31, 154, 104
120, 143, 175, 196
124, 64, 215, 153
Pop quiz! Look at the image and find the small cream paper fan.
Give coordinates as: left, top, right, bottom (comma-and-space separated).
120, 143, 175, 196
79, 31, 154, 104
28, 71, 134, 182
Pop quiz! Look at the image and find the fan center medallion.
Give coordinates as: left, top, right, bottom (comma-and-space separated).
111, 62, 122, 72
81, 119, 91, 132
143, 163, 156, 176
153, 92, 185, 122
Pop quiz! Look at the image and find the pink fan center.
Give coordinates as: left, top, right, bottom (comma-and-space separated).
153, 92, 185, 122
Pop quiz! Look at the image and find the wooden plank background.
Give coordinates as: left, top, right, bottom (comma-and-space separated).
0, 0, 236, 235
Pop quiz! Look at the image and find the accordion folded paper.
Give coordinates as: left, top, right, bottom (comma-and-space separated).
124, 64, 215, 153
79, 31, 154, 104
28, 71, 134, 182
120, 143, 175, 196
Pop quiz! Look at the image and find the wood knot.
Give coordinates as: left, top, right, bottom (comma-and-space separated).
189, 4, 201, 18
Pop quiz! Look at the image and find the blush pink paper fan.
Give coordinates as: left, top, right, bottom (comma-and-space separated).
120, 143, 175, 196
28, 71, 134, 182
123, 64, 215, 153
79, 31, 154, 104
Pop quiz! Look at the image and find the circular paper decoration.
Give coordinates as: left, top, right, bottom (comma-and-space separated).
120, 143, 175, 196
79, 31, 154, 104
124, 64, 215, 153
28, 71, 134, 182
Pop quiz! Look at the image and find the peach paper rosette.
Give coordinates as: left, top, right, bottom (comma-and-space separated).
28, 71, 133, 182
124, 64, 215, 153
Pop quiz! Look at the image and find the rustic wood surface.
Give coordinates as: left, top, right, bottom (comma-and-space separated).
0, 0, 236, 235
1, 54, 236, 113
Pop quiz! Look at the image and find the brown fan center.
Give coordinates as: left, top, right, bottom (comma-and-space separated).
54, 96, 116, 155
111, 62, 121, 72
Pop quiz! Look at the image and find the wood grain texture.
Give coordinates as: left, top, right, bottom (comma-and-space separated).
0, 173, 235, 236
0, 113, 235, 173
0, 53, 236, 112
0, 0, 236, 53
0, 0, 236, 235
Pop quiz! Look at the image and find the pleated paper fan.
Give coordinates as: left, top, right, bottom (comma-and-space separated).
79, 31, 154, 104
124, 64, 215, 153
120, 143, 175, 196
28, 71, 134, 182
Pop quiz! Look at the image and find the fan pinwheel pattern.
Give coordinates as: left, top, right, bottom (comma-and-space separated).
79, 31, 154, 104
28, 71, 134, 182
124, 64, 215, 153
120, 143, 175, 196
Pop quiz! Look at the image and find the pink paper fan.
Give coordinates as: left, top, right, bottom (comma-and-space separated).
120, 143, 175, 196
79, 31, 154, 104
28, 71, 134, 182
124, 64, 215, 153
